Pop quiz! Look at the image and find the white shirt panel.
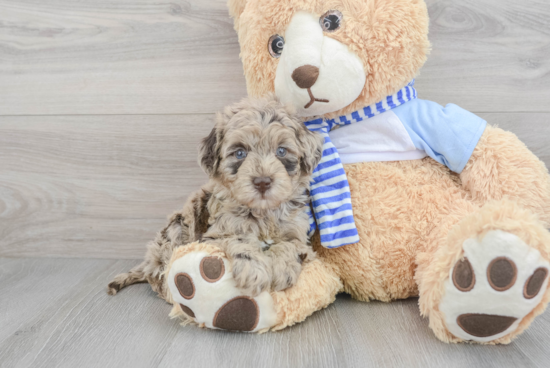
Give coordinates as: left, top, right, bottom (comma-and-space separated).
328, 110, 427, 165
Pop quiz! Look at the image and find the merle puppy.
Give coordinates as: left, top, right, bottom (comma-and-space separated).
108, 95, 323, 297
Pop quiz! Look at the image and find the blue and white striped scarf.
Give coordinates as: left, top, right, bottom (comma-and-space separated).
305, 81, 417, 248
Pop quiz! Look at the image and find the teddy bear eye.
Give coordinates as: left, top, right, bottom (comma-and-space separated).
234, 149, 248, 160
320, 10, 343, 32
276, 147, 287, 157
268, 35, 285, 58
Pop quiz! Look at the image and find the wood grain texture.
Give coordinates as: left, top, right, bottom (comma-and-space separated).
0, 258, 180, 368
1, 257, 550, 368
0, 0, 549, 115
0, 0, 247, 115
417, 0, 550, 113
0, 115, 211, 259
1, 113, 549, 259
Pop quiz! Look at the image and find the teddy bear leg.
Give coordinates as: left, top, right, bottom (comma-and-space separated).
165, 241, 342, 332
269, 257, 343, 331
416, 200, 550, 344
461, 125, 550, 223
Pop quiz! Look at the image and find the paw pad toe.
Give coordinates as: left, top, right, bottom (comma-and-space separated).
487, 257, 517, 291
452, 257, 475, 292
524, 267, 548, 299
175, 273, 195, 299
179, 304, 196, 318
200, 256, 225, 282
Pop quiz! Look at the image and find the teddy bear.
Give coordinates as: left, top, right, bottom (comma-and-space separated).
139, 0, 550, 344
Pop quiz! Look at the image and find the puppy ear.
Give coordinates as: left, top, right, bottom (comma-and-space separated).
200, 95, 283, 176
298, 126, 324, 175
198, 126, 220, 176
198, 105, 238, 176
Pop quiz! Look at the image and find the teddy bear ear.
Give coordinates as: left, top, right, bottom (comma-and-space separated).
227, 0, 248, 29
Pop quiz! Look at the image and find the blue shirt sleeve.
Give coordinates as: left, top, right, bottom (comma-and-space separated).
392, 99, 487, 173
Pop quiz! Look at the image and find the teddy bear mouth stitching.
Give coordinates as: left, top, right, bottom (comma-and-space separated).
290, 65, 330, 108
304, 88, 329, 109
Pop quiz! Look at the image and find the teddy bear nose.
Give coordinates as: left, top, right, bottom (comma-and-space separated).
253, 177, 272, 194
291, 65, 320, 89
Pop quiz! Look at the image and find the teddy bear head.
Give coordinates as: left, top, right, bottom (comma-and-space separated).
228, 0, 430, 119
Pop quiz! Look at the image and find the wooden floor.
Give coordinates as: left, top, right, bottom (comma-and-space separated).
1, 258, 550, 368
1, 0, 550, 367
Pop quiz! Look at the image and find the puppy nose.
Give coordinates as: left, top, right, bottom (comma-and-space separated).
253, 177, 272, 194
291, 65, 319, 89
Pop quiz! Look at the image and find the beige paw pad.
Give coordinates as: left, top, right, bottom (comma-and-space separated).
440, 230, 550, 342
167, 251, 277, 332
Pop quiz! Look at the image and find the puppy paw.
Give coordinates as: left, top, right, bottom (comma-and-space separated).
270, 256, 302, 292
166, 247, 277, 332
231, 253, 272, 296
440, 230, 550, 342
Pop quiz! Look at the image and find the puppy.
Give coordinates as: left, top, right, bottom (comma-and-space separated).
108, 95, 323, 297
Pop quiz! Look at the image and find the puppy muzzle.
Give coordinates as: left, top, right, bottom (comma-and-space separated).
253, 177, 272, 195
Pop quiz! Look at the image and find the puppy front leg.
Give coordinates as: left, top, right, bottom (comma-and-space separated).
222, 238, 273, 296
266, 241, 314, 292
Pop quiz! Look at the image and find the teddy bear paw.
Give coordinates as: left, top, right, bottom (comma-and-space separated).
167, 250, 278, 332
440, 230, 550, 342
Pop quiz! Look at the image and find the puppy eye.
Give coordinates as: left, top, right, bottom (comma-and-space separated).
234, 149, 247, 160
320, 10, 342, 32
276, 147, 287, 157
268, 35, 285, 58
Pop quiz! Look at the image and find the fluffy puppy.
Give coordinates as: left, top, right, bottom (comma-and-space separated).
108, 95, 323, 297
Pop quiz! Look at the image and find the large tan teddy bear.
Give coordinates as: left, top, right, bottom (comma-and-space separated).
116, 0, 550, 344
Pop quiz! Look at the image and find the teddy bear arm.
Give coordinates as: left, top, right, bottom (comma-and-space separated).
460, 125, 550, 223
270, 258, 343, 331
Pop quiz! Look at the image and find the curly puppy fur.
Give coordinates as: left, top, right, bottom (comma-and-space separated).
108, 95, 323, 297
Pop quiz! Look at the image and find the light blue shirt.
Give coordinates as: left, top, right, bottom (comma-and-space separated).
393, 99, 487, 173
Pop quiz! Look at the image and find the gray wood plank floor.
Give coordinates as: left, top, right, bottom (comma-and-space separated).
1, 257, 550, 368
